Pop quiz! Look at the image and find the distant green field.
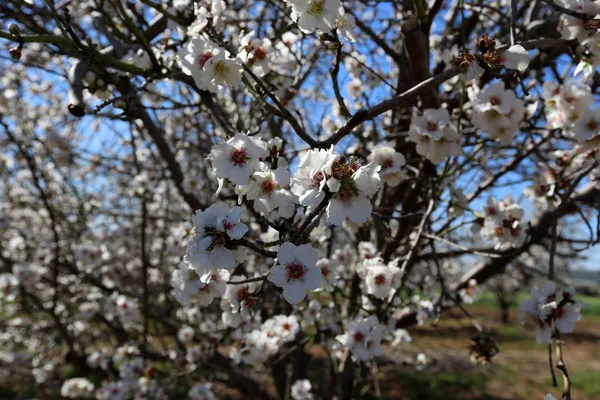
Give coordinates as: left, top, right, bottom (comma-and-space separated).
473, 292, 600, 317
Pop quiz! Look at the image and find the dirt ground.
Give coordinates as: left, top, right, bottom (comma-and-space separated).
2, 304, 598, 399
376, 306, 600, 400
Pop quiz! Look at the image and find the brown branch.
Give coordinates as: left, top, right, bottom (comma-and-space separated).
540, 0, 591, 20
394, 182, 600, 328
330, 41, 351, 119
320, 67, 461, 147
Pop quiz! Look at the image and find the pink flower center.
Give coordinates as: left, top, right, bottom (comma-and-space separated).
254, 46, 268, 61
286, 262, 306, 281
383, 159, 394, 169
211, 232, 226, 247
353, 332, 364, 342
197, 52, 213, 68
490, 96, 501, 106
374, 274, 387, 285
236, 286, 249, 301
427, 122, 438, 131
537, 318, 546, 329
311, 171, 324, 186
338, 187, 354, 203
244, 296, 256, 308
230, 148, 247, 166
260, 178, 276, 195
494, 226, 504, 237
554, 307, 567, 319
282, 322, 291, 331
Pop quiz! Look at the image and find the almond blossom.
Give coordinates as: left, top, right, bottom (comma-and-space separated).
210, 132, 268, 186
471, 81, 525, 145
498, 44, 531, 72
221, 274, 259, 327
362, 257, 402, 300
196, 269, 229, 306
480, 196, 526, 249
268, 242, 322, 304
408, 108, 462, 163
238, 31, 274, 77
369, 143, 407, 187
286, 0, 342, 33
291, 379, 314, 400
60, 378, 94, 399
336, 315, 383, 361
325, 158, 381, 226
171, 259, 207, 305
518, 281, 582, 344
543, 79, 593, 132
178, 36, 242, 92
188, 383, 219, 400
291, 146, 337, 210
573, 107, 600, 142
239, 163, 295, 219
186, 203, 248, 273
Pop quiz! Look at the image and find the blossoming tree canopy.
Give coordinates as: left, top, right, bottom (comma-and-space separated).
1, 0, 600, 399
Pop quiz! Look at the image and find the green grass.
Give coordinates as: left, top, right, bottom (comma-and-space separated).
575, 370, 600, 397
544, 370, 600, 397
473, 292, 600, 318
390, 371, 488, 400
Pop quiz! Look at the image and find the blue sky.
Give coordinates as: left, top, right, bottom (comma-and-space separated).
23, 0, 599, 271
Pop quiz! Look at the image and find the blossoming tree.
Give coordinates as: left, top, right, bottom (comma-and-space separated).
0, 0, 599, 399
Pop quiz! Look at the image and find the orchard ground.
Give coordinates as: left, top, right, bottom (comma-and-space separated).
2, 293, 599, 399
378, 294, 600, 400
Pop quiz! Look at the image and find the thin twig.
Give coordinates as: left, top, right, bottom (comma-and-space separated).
330, 40, 351, 119
321, 67, 461, 147
540, 0, 590, 20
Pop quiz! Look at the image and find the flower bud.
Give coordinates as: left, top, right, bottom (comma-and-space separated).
474, 34, 496, 54
268, 137, 283, 152
452, 52, 476, 70
9, 46, 21, 61
8, 23, 21, 38
483, 51, 501, 66
68, 104, 85, 117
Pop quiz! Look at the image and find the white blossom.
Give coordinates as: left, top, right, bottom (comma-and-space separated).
499, 44, 530, 72
268, 242, 322, 304
471, 81, 525, 145
210, 132, 268, 186
336, 315, 383, 360
291, 379, 314, 400
408, 108, 462, 163
369, 144, 407, 186
60, 378, 94, 399
187, 203, 248, 273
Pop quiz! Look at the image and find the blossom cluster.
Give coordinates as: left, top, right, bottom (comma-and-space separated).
470, 81, 525, 145
558, 0, 600, 79
518, 281, 582, 344
2, 0, 599, 398
284, 0, 355, 39
408, 108, 462, 163
475, 197, 526, 249
231, 314, 300, 365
